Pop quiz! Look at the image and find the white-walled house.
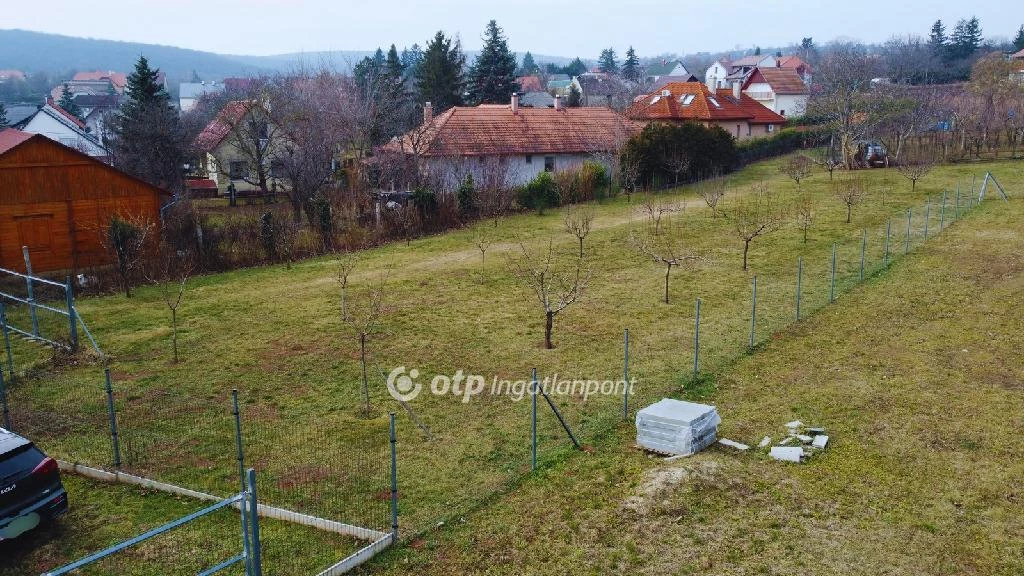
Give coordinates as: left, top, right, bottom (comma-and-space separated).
15, 98, 109, 160
381, 95, 641, 188
705, 60, 731, 90
742, 67, 809, 117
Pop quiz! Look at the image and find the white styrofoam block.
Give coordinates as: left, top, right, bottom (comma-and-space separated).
770, 446, 803, 463
636, 399, 720, 456
785, 420, 803, 429
758, 436, 772, 448
795, 434, 813, 443
811, 435, 829, 449
718, 438, 749, 451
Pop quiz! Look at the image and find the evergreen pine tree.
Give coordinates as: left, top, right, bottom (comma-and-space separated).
621, 47, 641, 82
400, 44, 424, 79
519, 52, 538, 76
386, 45, 406, 87
191, 69, 201, 83
468, 20, 518, 104
108, 56, 185, 193
564, 58, 587, 77
598, 48, 619, 74
950, 17, 982, 60
0, 102, 8, 128
58, 84, 84, 120
567, 84, 582, 107
1015, 25, 1024, 51
416, 31, 466, 112
754, 46, 762, 56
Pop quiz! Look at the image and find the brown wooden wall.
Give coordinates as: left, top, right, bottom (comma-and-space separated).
0, 137, 165, 274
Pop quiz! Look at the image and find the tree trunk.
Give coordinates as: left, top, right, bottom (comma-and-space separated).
743, 239, 751, 271
290, 195, 303, 224
544, 311, 554, 350
578, 237, 584, 259
360, 332, 369, 415
171, 307, 178, 363
803, 225, 808, 243
846, 204, 852, 224
664, 264, 672, 304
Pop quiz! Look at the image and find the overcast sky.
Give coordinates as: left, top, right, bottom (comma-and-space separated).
5, 0, 1016, 58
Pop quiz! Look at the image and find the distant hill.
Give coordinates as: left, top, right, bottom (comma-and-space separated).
0, 29, 580, 82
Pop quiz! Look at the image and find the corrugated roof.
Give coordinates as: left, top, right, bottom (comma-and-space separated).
0, 128, 33, 155
382, 104, 641, 157
745, 67, 808, 95
626, 82, 752, 122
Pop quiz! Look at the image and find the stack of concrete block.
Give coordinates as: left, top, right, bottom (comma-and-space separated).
636, 399, 721, 456
767, 421, 829, 463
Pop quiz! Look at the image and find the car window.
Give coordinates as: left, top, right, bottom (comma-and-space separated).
0, 445, 43, 480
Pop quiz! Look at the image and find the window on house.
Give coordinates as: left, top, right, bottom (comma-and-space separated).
747, 124, 752, 136
544, 156, 555, 172
708, 96, 721, 109
768, 124, 775, 133
270, 161, 284, 178
525, 155, 533, 164
679, 94, 695, 106
780, 109, 786, 116
229, 160, 248, 179
736, 125, 740, 137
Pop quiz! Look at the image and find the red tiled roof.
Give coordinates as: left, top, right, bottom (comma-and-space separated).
73, 71, 129, 90
714, 89, 786, 125
186, 178, 218, 190
1011, 48, 1024, 60
516, 76, 543, 92
0, 69, 25, 81
193, 101, 251, 153
626, 82, 752, 122
45, 97, 88, 130
744, 67, 808, 95
383, 104, 641, 157
0, 128, 33, 155
777, 56, 812, 73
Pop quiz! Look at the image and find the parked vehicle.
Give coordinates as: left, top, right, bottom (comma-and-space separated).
0, 428, 68, 541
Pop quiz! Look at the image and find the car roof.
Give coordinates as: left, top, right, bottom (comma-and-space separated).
0, 428, 32, 456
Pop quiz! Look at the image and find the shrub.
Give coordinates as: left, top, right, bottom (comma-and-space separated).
736, 127, 829, 165
457, 174, 476, 216
621, 122, 738, 189
517, 172, 560, 214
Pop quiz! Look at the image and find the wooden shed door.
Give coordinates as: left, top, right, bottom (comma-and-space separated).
15, 213, 55, 266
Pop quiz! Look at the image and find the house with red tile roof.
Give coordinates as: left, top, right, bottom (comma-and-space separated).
776, 56, 813, 85
382, 94, 641, 186
742, 67, 809, 117
191, 100, 287, 195
626, 82, 784, 140
0, 70, 26, 83
14, 98, 109, 160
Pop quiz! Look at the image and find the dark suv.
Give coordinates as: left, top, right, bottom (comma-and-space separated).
0, 428, 67, 541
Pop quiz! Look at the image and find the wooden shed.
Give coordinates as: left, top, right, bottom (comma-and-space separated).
0, 129, 168, 274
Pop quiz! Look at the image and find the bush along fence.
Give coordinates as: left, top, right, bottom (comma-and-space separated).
0, 172, 1011, 573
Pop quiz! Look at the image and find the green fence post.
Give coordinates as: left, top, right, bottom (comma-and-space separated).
860, 230, 866, 281
389, 412, 398, 543
749, 276, 757, 349
104, 367, 122, 468
246, 468, 263, 576
65, 277, 78, 352
795, 256, 803, 320
884, 220, 891, 267
22, 247, 39, 338
940, 190, 946, 231
0, 358, 10, 430
693, 298, 701, 377
829, 243, 837, 303
231, 390, 251, 574
622, 330, 629, 420
955, 184, 960, 220
531, 368, 537, 470
905, 208, 912, 255
924, 200, 931, 240
0, 303, 13, 382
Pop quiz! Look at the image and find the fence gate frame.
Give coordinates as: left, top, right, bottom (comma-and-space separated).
40, 468, 264, 576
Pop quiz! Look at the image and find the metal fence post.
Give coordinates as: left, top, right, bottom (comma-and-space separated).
232, 390, 251, 574
924, 200, 931, 240
940, 190, 946, 231
829, 243, 837, 303
905, 208, 912, 255
103, 368, 122, 468
860, 230, 866, 281
955, 184, 961, 220
0, 359, 10, 430
795, 256, 803, 320
246, 468, 263, 576
65, 277, 78, 352
531, 368, 537, 470
622, 330, 629, 420
0, 303, 13, 382
22, 247, 39, 338
692, 298, 701, 378
749, 276, 757, 349
884, 220, 891, 267
389, 412, 398, 543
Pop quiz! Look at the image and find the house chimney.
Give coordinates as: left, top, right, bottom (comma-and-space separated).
732, 81, 741, 100
423, 101, 433, 124
511, 92, 519, 114
554, 95, 563, 111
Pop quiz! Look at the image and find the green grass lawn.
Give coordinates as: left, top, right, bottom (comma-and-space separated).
2, 154, 1021, 574
357, 175, 1024, 575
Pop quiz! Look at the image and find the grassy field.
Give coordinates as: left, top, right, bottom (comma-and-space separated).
2, 154, 1021, 574
359, 179, 1024, 575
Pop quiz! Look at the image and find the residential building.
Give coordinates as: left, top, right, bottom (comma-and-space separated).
706, 55, 778, 89
381, 94, 640, 186
646, 60, 696, 84
179, 81, 226, 112
742, 67, 809, 117
705, 60, 731, 90
15, 98, 109, 160
73, 94, 121, 141
519, 91, 555, 108
72, 71, 129, 94
0, 70, 26, 83
776, 56, 813, 86
547, 76, 582, 98
576, 73, 630, 108
626, 82, 785, 140
0, 128, 167, 273
516, 76, 544, 93
191, 100, 285, 195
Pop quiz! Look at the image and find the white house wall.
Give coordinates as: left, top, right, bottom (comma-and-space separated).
425, 153, 610, 189
20, 112, 106, 157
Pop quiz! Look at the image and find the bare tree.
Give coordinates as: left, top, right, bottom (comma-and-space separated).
811, 138, 843, 181
833, 178, 868, 223
147, 242, 193, 363
344, 270, 389, 417
639, 194, 681, 235
508, 241, 589, 350
896, 155, 934, 191
632, 214, 699, 304
213, 91, 281, 197
808, 43, 883, 169
336, 253, 360, 322
476, 157, 519, 226
619, 153, 643, 203
779, 155, 813, 188
696, 175, 726, 218
563, 206, 595, 258
663, 149, 691, 188
794, 192, 814, 243
471, 228, 494, 271
102, 214, 155, 298
732, 183, 783, 271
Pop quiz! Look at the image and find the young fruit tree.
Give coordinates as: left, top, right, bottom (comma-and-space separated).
639, 195, 681, 235
563, 206, 595, 258
696, 175, 726, 218
336, 253, 360, 322
732, 183, 783, 271
146, 242, 193, 363
632, 214, 700, 304
834, 178, 867, 223
509, 241, 589, 350
343, 270, 389, 417
896, 155, 934, 191
779, 155, 813, 188
471, 228, 494, 271
103, 215, 154, 298
794, 192, 815, 243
